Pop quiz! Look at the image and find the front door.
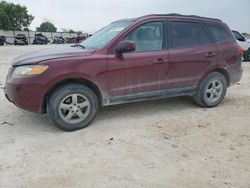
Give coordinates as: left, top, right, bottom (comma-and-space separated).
107, 21, 169, 97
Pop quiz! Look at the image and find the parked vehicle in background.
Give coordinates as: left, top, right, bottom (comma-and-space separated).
14, 34, 28, 45
0, 36, 5, 46
75, 32, 87, 43
52, 36, 65, 44
65, 37, 76, 44
33, 33, 50, 45
232, 30, 250, 61
5, 14, 243, 131
0, 36, 12, 45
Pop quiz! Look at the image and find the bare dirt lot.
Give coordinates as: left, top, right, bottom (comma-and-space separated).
0, 45, 250, 188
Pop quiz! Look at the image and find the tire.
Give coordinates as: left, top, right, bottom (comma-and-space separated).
194, 72, 227, 108
47, 84, 99, 131
243, 49, 250, 61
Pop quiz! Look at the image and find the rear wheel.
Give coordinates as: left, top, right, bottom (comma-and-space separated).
194, 72, 227, 107
47, 84, 99, 131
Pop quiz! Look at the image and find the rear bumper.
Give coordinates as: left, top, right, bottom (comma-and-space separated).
229, 63, 243, 86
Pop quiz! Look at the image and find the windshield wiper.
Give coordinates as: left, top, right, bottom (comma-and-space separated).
71, 44, 85, 49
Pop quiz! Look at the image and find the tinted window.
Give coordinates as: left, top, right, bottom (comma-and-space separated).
232, 30, 245, 41
207, 24, 229, 42
171, 22, 210, 48
124, 22, 163, 52
199, 25, 210, 44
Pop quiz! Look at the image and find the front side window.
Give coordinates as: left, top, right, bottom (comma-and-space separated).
207, 24, 229, 42
124, 22, 163, 52
171, 21, 210, 48
79, 21, 132, 49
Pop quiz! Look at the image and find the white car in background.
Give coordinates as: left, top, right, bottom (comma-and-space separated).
232, 30, 250, 61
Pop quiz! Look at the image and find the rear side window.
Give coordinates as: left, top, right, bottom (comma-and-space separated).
171, 22, 210, 48
207, 24, 229, 42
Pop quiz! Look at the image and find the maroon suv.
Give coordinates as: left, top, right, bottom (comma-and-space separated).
5, 14, 243, 131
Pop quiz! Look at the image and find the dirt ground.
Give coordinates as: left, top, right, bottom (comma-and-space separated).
0, 45, 250, 188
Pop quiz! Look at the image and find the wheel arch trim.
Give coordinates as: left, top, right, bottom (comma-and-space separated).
198, 66, 230, 88
40, 77, 107, 113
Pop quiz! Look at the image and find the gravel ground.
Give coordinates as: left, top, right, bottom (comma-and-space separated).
0, 45, 250, 188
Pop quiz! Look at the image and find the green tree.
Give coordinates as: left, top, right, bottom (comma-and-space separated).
68, 29, 76, 33
37, 21, 57, 32
0, 1, 34, 30
61, 28, 77, 33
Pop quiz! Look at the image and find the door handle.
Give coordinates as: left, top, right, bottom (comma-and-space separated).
205, 52, 216, 57
154, 58, 167, 64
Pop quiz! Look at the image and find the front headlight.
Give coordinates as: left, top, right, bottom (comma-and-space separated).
12, 65, 49, 78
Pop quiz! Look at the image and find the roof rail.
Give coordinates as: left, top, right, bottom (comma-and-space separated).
138, 13, 222, 22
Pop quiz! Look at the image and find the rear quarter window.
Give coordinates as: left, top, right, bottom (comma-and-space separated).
207, 23, 229, 42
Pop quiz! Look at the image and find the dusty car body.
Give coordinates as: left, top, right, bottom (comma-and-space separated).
5, 14, 243, 131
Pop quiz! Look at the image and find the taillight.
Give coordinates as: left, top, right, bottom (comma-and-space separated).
238, 46, 244, 56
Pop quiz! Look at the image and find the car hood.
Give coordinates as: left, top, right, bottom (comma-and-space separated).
12, 46, 95, 66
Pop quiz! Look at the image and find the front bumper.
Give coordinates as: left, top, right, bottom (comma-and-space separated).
4, 74, 45, 113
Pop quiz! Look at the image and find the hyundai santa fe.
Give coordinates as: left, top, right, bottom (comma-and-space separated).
4, 14, 243, 131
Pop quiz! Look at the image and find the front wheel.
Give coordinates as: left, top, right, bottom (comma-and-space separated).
194, 72, 227, 107
47, 84, 99, 131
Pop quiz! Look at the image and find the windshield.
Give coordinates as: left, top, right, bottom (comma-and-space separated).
79, 21, 132, 49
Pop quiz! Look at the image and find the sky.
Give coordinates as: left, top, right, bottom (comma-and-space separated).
6, 0, 250, 33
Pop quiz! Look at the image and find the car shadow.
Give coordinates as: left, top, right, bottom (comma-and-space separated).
3, 96, 197, 133
95, 96, 197, 122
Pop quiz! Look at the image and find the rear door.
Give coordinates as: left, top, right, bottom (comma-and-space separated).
162, 20, 217, 89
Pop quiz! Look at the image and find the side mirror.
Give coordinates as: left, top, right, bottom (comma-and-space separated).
115, 40, 136, 54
